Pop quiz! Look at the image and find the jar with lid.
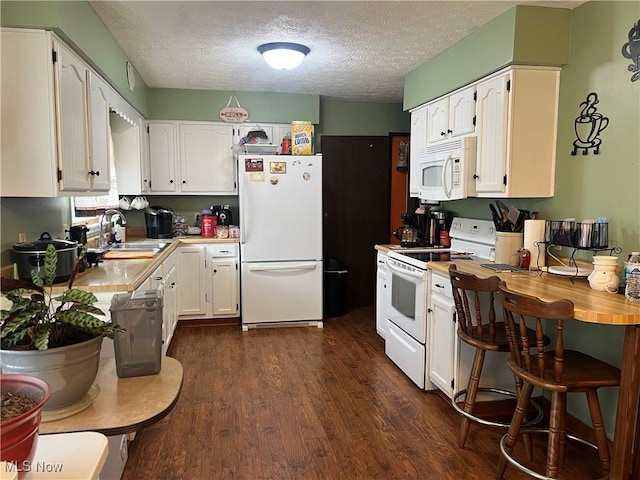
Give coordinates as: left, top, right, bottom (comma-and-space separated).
200, 209, 215, 238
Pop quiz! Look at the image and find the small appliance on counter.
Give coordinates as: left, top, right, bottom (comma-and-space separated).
12, 232, 79, 282
144, 206, 174, 239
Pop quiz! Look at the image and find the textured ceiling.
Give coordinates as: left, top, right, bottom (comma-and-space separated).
89, 0, 584, 103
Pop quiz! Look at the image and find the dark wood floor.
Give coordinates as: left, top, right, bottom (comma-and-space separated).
123, 307, 604, 479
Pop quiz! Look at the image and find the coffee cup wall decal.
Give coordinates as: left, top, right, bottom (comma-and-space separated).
571, 92, 609, 156
621, 19, 640, 82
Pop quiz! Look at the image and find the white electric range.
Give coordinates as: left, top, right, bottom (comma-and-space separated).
384, 217, 496, 389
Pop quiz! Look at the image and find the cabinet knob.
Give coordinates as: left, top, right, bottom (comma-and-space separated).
447, 129, 453, 134
182, 180, 186, 184
88, 170, 100, 176
169, 180, 174, 183
473, 174, 479, 180
440, 131, 447, 136
427, 308, 433, 313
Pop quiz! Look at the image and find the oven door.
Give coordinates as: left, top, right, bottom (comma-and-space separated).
385, 259, 428, 343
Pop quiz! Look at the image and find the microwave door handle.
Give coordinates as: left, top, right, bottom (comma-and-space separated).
442, 153, 453, 198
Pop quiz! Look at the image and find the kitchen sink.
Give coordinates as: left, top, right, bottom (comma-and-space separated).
107, 242, 169, 253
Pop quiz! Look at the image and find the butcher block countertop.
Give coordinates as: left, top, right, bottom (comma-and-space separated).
44, 237, 239, 294
430, 260, 640, 325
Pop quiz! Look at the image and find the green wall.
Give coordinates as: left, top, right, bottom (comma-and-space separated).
403, 5, 571, 110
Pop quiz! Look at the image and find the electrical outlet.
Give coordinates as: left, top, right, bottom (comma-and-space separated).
194, 212, 201, 222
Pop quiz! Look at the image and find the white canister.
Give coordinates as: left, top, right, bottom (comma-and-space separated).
495, 232, 524, 266
588, 264, 620, 293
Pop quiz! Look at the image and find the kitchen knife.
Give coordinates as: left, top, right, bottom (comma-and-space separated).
489, 203, 503, 230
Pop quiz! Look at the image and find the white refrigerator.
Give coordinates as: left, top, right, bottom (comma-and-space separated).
238, 154, 323, 328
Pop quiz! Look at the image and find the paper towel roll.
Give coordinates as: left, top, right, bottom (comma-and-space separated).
524, 219, 546, 268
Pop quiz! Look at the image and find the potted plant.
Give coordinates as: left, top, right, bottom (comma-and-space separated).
1, 374, 51, 478
0, 244, 122, 411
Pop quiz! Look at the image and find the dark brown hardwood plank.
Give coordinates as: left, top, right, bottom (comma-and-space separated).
122, 308, 605, 480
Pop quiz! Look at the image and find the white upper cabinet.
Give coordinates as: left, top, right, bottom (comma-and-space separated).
87, 71, 112, 191
409, 105, 428, 197
110, 93, 150, 195
148, 121, 236, 195
1, 28, 112, 196
426, 85, 475, 144
179, 123, 235, 193
148, 122, 178, 193
474, 66, 560, 198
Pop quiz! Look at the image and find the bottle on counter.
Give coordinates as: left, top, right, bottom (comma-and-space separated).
201, 209, 215, 238
624, 251, 640, 301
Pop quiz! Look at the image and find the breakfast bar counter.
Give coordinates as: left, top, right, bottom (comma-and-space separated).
429, 260, 640, 480
39, 356, 183, 437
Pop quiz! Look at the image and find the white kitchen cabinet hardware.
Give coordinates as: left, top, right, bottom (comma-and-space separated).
426, 85, 476, 144
408, 105, 427, 197
148, 120, 236, 195
474, 66, 560, 197
1, 28, 112, 196
375, 251, 388, 339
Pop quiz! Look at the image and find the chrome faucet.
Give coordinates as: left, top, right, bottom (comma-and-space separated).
99, 209, 127, 247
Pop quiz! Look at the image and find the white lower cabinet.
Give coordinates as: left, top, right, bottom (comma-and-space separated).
149, 252, 178, 356
428, 269, 520, 401
177, 243, 239, 320
428, 271, 457, 397
375, 251, 388, 339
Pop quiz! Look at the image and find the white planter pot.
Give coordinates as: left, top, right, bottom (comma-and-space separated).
1, 336, 102, 411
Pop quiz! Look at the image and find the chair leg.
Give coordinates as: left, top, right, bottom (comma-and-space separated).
459, 348, 486, 448
585, 389, 611, 473
496, 381, 534, 479
546, 391, 566, 478
513, 374, 535, 462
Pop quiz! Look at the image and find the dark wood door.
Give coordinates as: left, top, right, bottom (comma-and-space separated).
322, 136, 390, 309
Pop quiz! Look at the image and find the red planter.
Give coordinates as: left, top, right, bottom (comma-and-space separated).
1, 374, 51, 478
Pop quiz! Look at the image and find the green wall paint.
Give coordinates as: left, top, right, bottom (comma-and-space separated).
148, 89, 320, 124
403, 5, 571, 110
318, 100, 410, 137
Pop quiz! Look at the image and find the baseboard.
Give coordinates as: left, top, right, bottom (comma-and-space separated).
176, 318, 241, 327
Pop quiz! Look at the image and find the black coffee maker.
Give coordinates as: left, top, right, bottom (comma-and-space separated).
145, 206, 174, 239
68, 225, 89, 245
211, 205, 233, 226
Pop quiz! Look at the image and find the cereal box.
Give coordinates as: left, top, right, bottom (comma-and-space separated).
291, 121, 314, 155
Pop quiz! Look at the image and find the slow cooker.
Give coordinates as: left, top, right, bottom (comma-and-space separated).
12, 232, 79, 282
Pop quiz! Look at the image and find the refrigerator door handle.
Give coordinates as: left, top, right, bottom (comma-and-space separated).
247, 262, 318, 273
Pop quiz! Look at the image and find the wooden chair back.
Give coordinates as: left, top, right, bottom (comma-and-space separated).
448, 264, 502, 349
497, 281, 575, 384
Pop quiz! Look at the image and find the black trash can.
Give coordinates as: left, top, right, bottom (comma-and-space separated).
324, 257, 348, 317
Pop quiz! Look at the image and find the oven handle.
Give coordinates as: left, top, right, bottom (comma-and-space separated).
442, 153, 453, 199
386, 258, 424, 279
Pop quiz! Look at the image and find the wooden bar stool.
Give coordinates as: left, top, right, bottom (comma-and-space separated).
496, 282, 621, 480
448, 265, 543, 448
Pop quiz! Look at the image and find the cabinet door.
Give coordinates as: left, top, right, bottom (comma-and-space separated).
140, 119, 151, 193
474, 72, 510, 195
409, 106, 427, 197
176, 245, 207, 317
429, 292, 457, 398
449, 86, 476, 138
179, 123, 235, 193
54, 41, 90, 192
211, 259, 239, 317
87, 71, 111, 191
163, 262, 177, 352
148, 122, 177, 193
426, 97, 449, 144
376, 257, 387, 339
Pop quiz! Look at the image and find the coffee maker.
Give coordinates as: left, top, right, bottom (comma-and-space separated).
145, 206, 174, 239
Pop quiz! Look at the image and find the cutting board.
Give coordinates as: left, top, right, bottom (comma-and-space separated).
103, 251, 156, 260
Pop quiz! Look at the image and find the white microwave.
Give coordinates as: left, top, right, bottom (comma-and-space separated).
418, 137, 476, 202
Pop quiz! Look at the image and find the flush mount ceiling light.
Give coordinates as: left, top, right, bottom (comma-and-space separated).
258, 42, 310, 70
